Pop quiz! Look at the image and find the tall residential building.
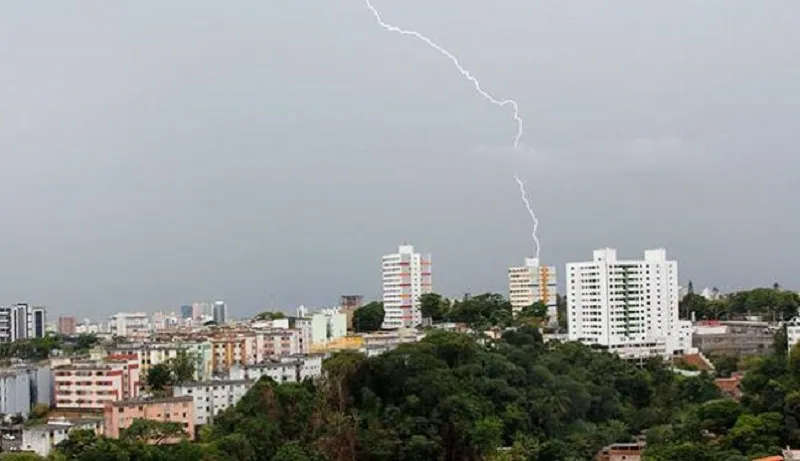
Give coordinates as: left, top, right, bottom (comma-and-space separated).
566, 248, 689, 360
30, 307, 46, 338
58, 316, 77, 336
0, 304, 46, 342
180, 305, 193, 319
213, 301, 227, 324
381, 244, 432, 329
508, 258, 558, 325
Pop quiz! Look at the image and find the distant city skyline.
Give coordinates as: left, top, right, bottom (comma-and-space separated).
2, 1, 798, 318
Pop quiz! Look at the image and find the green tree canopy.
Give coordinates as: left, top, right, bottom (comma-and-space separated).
146, 363, 172, 391
352, 302, 384, 332
419, 293, 450, 322
255, 311, 287, 321
170, 350, 200, 384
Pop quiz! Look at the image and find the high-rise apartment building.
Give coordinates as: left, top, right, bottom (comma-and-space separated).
381, 244, 432, 329
58, 316, 77, 336
508, 258, 558, 325
0, 304, 46, 342
213, 301, 227, 324
109, 312, 150, 339
566, 248, 689, 360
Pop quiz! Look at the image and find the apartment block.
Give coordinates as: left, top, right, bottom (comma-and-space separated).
112, 342, 213, 381
104, 396, 195, 441
229, 355, 323, 383
109, 313, 150, 339
210, 334, 260, 374
567, 248, 689, 360
382, 245, 432, 329
295, 319, 312, 354
508, 257, 558, 324
261, 330, 302, 358
58, 316, 77, 336
173, 379, 254, 426
0, 369, 32, 415
54, 355, 140, 410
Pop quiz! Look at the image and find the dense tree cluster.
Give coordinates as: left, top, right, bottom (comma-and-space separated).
254, 312, 286, 321
8, 286, 800, 461
145, 351, 201, 391
352, 302, 384, 332
643, 341, 800, 460
420, 293, 516, 330
0, 333, 98, 362
19, 325, 780, 461
680, 283, 799, 321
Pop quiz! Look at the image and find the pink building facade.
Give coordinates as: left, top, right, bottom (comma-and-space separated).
54, 355, 139, 410
104, 396, 195, 441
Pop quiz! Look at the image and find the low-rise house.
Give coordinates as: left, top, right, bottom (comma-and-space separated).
715, 372, 744, 400
103, 396, 195, 441
594, 442, 645, 461
20, 417, 102, 457
693, 320, 775, 357
173, 379, 254, 426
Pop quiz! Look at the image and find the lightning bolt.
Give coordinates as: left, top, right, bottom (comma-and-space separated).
513, 174, 541, 260
364, 0, 541, 260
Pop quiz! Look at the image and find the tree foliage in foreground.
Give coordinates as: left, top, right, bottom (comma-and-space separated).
29, 313, 800, 460
48, 328, 726, 460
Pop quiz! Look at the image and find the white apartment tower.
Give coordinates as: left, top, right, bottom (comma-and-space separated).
566, 248, 688, 360
508, 258, 558, 326
382, 244, 432, 329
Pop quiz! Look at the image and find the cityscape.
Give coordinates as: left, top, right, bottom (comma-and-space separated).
3, 0, 799, 460
1, 242, 799, 459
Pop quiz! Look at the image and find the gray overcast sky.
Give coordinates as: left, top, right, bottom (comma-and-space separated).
2, 1, 798, 319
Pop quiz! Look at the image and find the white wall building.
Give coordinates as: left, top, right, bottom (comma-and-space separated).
566, 248, 686, 360
0, 368, 32, 415
787, 317, 800, 353
228, 355, 323, 383
310, 309, 347, 345
0, 304, 46, 342
173, 379, 254, 426
508, 258, 558, 325
21, 418, 102, 457
109, 312, 150, 338
382, 244, 432, 329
